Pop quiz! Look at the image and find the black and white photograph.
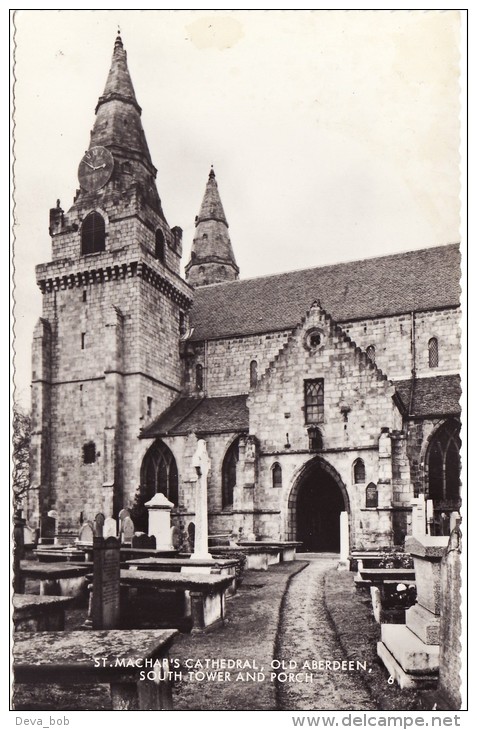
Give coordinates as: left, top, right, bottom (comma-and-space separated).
10, 8, 467, 720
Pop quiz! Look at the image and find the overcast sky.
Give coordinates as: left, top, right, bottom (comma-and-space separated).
12, 9, 462, 406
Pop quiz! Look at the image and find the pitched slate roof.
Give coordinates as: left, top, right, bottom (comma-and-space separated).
140, 395, 249, 438
189, 244, 460, 341
393, 375, 461, 417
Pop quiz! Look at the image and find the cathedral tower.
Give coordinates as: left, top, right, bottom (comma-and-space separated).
29, 34, 193, 533
185, 166, 239, 287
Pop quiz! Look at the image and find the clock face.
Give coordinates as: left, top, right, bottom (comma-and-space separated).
78, 146, 114, 192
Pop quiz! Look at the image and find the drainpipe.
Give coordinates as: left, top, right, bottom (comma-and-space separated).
409, 311, 416, 418
204, 339, 208, 397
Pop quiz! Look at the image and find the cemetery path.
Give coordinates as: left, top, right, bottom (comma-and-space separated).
276, 554, 377, 711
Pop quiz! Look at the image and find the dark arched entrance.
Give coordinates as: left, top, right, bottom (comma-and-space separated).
293, 460, 347, 552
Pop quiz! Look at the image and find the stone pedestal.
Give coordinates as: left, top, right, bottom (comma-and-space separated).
145, 493, 174, 551
377, 535, 448, 689
338, 511, 349, 570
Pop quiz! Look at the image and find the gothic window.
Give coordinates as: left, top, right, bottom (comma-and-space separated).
428, 338, 439, 368
81, 212, 105, 255
155, 230, 165, 263
427, 420, 461, 503
366, 345, 376, 364
366, 482, 378, 508
222, 438, 240, 509
353, 458, 366, 484
83, 442, 96, 464
308, 426, 323, 451
196, 364, 203, 391
140, 440, 179, 505
272, 462, 282, 488
304, 379, 324, 424
250, 360, 258, 387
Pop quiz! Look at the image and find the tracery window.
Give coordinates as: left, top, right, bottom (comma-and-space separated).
222, 438, 240, 509
304, 379, 324, 424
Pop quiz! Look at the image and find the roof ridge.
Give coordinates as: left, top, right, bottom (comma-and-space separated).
192, 242, 460, 292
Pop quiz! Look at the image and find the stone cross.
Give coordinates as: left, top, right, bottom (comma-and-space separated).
192, 439, 211, 559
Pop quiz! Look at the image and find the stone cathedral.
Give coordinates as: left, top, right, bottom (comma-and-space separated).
28, 35, 461, 552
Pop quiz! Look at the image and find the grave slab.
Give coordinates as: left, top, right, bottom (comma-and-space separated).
405, 603, 440, 645
380, 624, 439, 673
13, 594, 75, 632
13, 629, 177, 710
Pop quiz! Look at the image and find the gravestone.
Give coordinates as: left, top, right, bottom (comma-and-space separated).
78, 521, 94, 544
370, 586, 383, 623
171, 526, 182, 550
103, 516, 117, 539
23, 524, 37, 547
13, 512, 26, 593
188, 522, 195, 551
92, 513, 120, 629
40, 515, 56, 545
120, 516, 135, 545
437, 527, 462, 709
411, 495, 426, 536
131, 533, 157, 550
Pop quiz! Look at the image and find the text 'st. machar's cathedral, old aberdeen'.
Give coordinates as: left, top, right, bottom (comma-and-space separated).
28, 34, 461, 552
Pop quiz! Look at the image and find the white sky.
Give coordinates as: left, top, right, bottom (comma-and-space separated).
11, 9, 463, 407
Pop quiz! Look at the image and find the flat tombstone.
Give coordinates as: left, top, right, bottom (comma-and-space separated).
92, 535, 120, 629
131, 533, 156, 550
121, 516, 135, 545
78, 522, 94, 544
103, 517, 117, 539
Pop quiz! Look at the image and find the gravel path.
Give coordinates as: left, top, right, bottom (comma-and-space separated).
276, 554, 377, 711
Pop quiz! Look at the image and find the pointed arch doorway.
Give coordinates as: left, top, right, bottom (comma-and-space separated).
288, 457, 349, 552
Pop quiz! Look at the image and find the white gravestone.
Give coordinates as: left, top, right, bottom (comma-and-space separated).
145, 493, 174, 551
103, 516, 117, 539
411, 494, 426, 536
192, 439, 212, 559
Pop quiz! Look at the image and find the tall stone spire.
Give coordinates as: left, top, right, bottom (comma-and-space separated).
83, 32, 163, 215
185, 167, 239, 287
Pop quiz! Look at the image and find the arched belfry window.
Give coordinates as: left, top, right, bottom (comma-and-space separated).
222, 438, 240, 509
272, 462, 282, 488
155, 230, 165, 263
250, 360, 258, 387
366, 482, 378, 508
428, 338, 439, 368
140, 440, 179, 506
81, 212, 105, 255
427, 420, 461, 503
366, 345, 376, 364
353, 458, 366, 484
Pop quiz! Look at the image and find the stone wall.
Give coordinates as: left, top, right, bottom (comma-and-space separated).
185, 308, 460, 400
342, 309, 460, 381
438, 527, 462, 709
